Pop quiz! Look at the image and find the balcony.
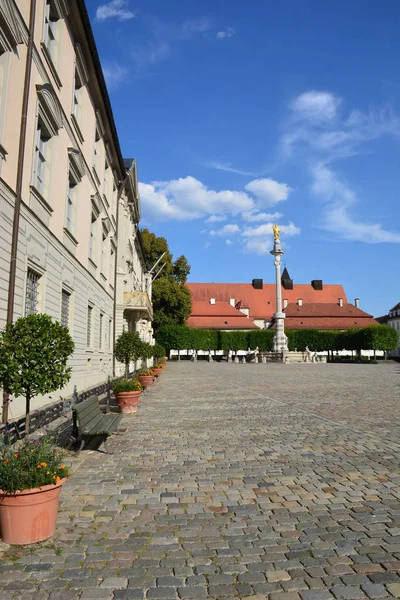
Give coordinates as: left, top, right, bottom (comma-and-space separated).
123, 291, 153, 320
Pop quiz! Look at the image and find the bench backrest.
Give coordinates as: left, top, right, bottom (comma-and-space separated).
73, 396, 101, 431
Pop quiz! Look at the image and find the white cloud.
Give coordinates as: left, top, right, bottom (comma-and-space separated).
311, 164, 400, 243
291, 91, 341, 123
140, 175, 293, 223
242, 222, 300, 239
241, 210, 283, 222
210, 224, 240, 237
131, 17, 212, 72
216, 27, 235, 39
205, 214, 228, 223
102, 64, 128, 89
242, 239, 272, 255
139, 177, 254, 222
226, 239, 233, 245
206, 161, 256, 176
244, 178, 293, 207
96, 0, 135, 21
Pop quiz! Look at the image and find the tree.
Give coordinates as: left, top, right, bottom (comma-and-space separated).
152, 278, 192, 330
358, 325, 398, 360
173, 255, 190, 284
0, 314, 75, 433
140, 228, 192, 330
114, 331, 145, 378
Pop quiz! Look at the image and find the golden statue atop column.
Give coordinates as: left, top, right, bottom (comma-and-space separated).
272, 224, 281, 241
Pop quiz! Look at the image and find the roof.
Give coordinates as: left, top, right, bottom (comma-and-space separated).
283, 303, 373, 318
375, 315, 388, 324
188, 300, 258, 329
187, 316, 258, 330
123, 158, 135, 170
390, 301, 400, 311
190, 301, 246, 317
186, 282, 348, 320
281, 267, 291, 281
281, 316, 378, 330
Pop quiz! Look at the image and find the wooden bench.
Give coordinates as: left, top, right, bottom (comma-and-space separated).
71, 395, 122, 454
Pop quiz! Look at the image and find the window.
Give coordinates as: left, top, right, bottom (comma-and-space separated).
66, 177, 76, 234
109, 246, 115, 283
89, 212, 97, 262
104, 160, 110, 199
43, 0, 59, 65
111, 182, 117, 218
109, 318, 112, 351
72, 69, 83, 126
87, 305, 93, 347
101, 226, 107, 276
93, 128, 100, 170
33, 119, 52, 198
25, 269, 40, 316
99, 313, 104, 349
61, 290, 70, 328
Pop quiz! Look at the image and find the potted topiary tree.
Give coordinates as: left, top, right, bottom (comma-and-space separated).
0, 313, 74, 544
114, 331, 145, 378
112, 378, 142, 413
0, 313, 75, 434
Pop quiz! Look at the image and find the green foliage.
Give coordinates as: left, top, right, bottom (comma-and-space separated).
152, 278, 192, 330
173, 255, 191, 284
192, 329, 219, 351
140, 229, 192, 330
152, 343, 165, 360
112, 378, 142, 393
357, 324, 398, 352
220, 331, 249, 351
114, 331, 145, 377
0, 433, 71, 494
140, 342, 154, 360
156, 325, 192, 354
247, 329, 275, 351
0, 314, 74, 420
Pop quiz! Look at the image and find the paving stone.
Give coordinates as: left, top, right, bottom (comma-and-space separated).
330, 586, 367, 599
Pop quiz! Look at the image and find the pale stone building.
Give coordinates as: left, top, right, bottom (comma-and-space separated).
0, 0, 152, 419
387, 302, 400, 357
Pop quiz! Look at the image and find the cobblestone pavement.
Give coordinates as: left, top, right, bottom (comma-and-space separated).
1, 361, 400, 600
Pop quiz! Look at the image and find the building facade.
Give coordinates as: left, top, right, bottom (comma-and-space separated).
0, 1, 151, 418
387, 302, 400, 357
186, 272, 377, 331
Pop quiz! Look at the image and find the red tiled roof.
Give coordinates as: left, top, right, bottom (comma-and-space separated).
186, 282, 348, 320
284, 303, 373, 318
187, 315, 259, 329
282, 317, 378, 330
190, 301, 243, 317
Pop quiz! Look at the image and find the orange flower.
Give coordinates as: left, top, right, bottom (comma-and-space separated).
46, 471, 50, 475
14, 453, 19, 458
60, 465, 65, 469
3, 459, 8, 465
40, 462, 47, 467
37, 464, 42, 469
54, 475, 61, 483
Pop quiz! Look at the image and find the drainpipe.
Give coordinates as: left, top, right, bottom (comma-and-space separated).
2, 0, 37, 423
112, 178, 126, 377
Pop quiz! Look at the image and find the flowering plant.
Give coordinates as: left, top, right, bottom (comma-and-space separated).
0, 433, 71, 494
138, 369, 153, 377
113, 378, 142, 393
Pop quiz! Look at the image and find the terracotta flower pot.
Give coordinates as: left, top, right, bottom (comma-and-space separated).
0, 478, 67, 545
139, 375, 153, 390
152, 368, 163, 376
114, 390, 141, 414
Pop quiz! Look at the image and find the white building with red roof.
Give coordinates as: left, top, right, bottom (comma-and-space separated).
186, 269, 378, 331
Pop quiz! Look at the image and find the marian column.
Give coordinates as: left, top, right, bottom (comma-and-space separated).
270, 225, 288, 354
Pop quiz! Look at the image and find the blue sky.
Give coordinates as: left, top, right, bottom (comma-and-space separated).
88, 0, 400, 317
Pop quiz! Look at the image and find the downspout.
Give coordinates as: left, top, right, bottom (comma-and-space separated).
2, 0, 36, 423
112, 178, 125, 377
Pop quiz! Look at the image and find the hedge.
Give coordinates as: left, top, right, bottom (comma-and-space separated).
155, 324, 398, 354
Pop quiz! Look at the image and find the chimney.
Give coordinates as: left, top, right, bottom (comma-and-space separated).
229, 298, 235, 307
338, 298, 343, 307
283, 299, 288, 309
252, 278, 263, 289
298, 298, 303, 307
355, 298, 359, 308
210, 298, 215, 305
311, 279, 323, 290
